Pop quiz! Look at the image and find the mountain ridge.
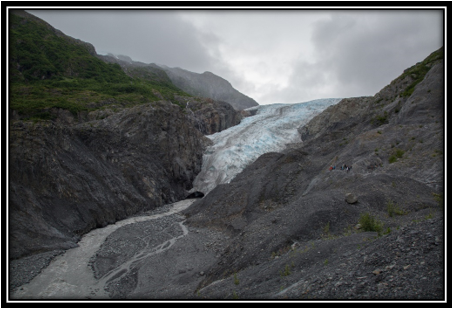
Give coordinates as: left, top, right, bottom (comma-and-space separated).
160, 65, 259, 110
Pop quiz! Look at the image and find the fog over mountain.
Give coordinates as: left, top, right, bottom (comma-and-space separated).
27, 9, 443, 105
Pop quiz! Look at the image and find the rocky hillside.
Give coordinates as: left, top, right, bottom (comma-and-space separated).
97, 54, 243, 135
8, 10, 240, 259
9, 101, 212, 260
181, 48, 445, 299
160, 66, 259, 110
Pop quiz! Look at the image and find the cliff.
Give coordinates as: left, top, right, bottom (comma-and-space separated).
9, 101, 212, 259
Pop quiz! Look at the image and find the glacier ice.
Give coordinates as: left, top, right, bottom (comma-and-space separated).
192, 98, 342, 195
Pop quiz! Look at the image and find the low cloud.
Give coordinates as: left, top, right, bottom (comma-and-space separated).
27, 9, 444, 105
28, 10, 217, 73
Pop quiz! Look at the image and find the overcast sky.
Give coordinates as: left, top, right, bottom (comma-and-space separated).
26, 8, 444, 105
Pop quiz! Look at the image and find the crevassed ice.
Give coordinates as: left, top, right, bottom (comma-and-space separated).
192, 98, 342, 195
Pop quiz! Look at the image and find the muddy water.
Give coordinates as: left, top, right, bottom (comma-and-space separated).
11, 199, 196, 299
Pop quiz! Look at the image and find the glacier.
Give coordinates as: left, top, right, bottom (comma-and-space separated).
192, 98, 342, 195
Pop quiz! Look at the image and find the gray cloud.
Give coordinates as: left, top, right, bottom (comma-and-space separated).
28, 10, 217, 72
298, 11, 444, 98
26, 9, 444, 105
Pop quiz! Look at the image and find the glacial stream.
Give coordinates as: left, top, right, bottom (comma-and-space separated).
11, 199, 196, 299
11, 98, 341, 300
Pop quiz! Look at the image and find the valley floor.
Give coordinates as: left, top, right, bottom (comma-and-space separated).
9, 197, 444, 301
10, 199, 204, 299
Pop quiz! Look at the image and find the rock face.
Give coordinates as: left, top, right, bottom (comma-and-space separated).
9, 101, 211, 259
8, 10, 244, 260
183, 97, 243, 135
161, 66, 259, 110
182, 49, 444, 298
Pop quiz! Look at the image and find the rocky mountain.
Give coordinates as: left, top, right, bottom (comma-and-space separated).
97, 54, 243, 135
160, 66, 259, 110
8, 10, 241, 260
8, 10, 445, 301
180, 47, 445, 299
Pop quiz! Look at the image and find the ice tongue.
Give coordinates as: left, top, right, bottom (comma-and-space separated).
192, 98, 341, 195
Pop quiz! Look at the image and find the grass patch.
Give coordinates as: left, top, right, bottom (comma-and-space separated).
432, 192, 444, 208
401, 47, 443, 97
233, 272, 239, 285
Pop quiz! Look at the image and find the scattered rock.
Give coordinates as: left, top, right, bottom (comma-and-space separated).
345, 193, 358, 204
373, 269, 383, 275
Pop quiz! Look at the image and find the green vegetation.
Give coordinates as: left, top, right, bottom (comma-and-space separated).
432, 192, 444, 208
401, 47, 444, 97
233, 272, 239, 285
358, 213, 383, 236
432, 149, 443, 157
389, 148, 405, 163
280, 264, 292, 277
9, 11, 189, 120
425, 210, 434, 220
386, 200, 407, 217
271, 244, 292, 259
388, 156, 397, 164
323, 221, 330, 235
374, 111, 389, 126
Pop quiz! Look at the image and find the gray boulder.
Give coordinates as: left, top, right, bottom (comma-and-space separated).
345, 193, 358, 204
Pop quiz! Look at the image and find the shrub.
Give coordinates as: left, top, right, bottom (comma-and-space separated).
359, 213, 383, 236
374, 111, 389, 125
387, 200, 407, 217
388, 155, 397, 164
395, 149, 405, 158
280, 264, 292, 277
389, 149, 405, 163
